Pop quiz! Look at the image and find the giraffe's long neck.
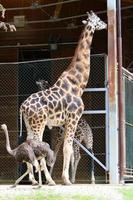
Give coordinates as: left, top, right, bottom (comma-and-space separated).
73, 26, 93, 64
58, 25, 94, 96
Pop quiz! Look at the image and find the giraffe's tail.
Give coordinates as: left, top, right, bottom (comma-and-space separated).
19, 109, 23, 137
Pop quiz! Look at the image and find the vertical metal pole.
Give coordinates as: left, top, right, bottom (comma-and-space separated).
107, 0, 119, 184
116, 0, 126, 184
105, 55, 109, 172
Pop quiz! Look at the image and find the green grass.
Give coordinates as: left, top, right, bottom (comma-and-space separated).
11, 193, 94, 200
3, 186, 133, 200
119, 187, 133, 200
2, 191, 109, 200
9, 193, 94, 200
0, 186, 117, 200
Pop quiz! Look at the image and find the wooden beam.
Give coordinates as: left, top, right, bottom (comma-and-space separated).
122, 0, 133, 4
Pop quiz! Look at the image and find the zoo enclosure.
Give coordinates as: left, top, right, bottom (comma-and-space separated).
0, 54, 109, 183
123, 68, 133, 180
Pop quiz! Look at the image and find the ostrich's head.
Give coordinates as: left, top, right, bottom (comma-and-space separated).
1, 124, 7, 130
36, 79, 49, 90
82, 11, 107, 31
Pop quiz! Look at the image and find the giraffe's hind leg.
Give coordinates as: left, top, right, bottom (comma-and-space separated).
62, 120, 79, 185
49, 128, 64, 176
89, 149, 95, 184
83, 124, 95, 183
70, 145, 81, 184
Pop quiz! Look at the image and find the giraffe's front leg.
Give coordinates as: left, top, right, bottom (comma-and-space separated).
62, 139, 73, 185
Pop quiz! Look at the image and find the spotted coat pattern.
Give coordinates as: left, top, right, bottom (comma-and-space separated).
20, 11, 106, 185
36, 79, 95, 183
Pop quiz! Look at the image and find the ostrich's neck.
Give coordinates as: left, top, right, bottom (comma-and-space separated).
4, 128, 13, 156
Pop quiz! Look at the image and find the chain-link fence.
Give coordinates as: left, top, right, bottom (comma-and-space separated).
0, 54, 108, 184
123, 68, 133, 178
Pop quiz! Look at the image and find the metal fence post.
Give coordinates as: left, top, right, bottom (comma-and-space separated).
107, 0, 119, 184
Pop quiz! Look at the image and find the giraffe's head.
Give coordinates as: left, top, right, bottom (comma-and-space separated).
82, 11, 107, 31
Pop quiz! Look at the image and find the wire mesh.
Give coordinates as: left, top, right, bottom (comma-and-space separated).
123, 69, 133, 178
0, 54, 107, 183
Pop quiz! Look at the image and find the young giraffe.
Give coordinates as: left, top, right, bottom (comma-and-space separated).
20, 11, 107, 185
36, 79, 95, 184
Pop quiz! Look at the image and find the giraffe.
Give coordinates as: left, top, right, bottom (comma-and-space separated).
36, 79, 95, 184
50, 119, 95, 184
20, 11, 107, 185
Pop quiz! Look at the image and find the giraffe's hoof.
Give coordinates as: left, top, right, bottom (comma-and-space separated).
70, 179, 75, 184
32, 181, 39, 186
11, 184, 17, 188
47, 180, 56, 186
37, 185, 42, 189
62, 176, 72, 185
71, 181, 75, 184
91, 180, 95, 184
63, 180, 72, 185
63, 182, 72, 186
33, 185, 42, 190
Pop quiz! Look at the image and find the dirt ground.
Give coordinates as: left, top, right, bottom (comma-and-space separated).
0, 184, 127, 200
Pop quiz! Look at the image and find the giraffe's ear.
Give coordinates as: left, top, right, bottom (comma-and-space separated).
82, 20, 87, 25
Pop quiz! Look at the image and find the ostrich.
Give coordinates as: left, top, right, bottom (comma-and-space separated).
36, 79, 95, 184
1, 124, 54, 187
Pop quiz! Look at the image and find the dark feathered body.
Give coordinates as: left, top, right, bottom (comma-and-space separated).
1, 124, 55, 186
13, 143, 36, 164
1, 124, 54, 166
26, 139, 54, 166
